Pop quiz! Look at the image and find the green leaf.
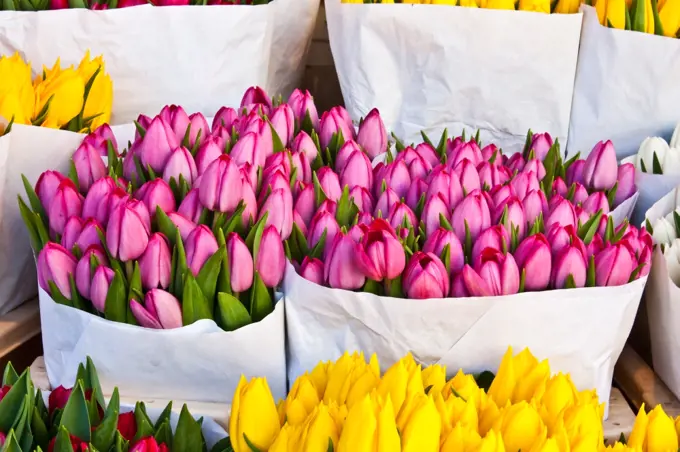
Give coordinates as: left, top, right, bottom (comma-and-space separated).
196, 247, 225, 312
92, 387, 119, 452
336, 186, 359, 227
132, 402, 154, 443
48, 281, 72, 307
420, 131, 434, 148
17, 196, 46, 252
309, 230, 327, 260
217, 292, 252, 331
243, 433, 262, 452
522, 129, 534, 159
216, 229, 232, 295
31, 406, 49, 450
2, 363, 19, 387
607, 182, 618, 208
248, 213, 269, 266
586, 254, 596, 287
171, 228, 188, 298
311, 172, 329, 210
156, 207, 179, 248
267, 119, 285, 154
578, 210, 603, 245
21, 174, 48, 224
173, 405, 205, 452
565, 274, 577, 289
441, 244, 451, 276
60, 382, 91, 442
362, 279, 382, 295
518, 268, 526, 293
391, 132, 406, 153
104, 270, 127, 323
182, 270, 213, 325
69, 274, 87, 312
327, 438, 334, 452
249, 273, 273, 322
210, 437, 234, 452
439, 213, 453, 231
154, 402, 173, 431
154, 421, 173, 449
287, 223, 310, 264
629, 262, 646, 282
2, 430, 22, 452
651, 0, 664, 35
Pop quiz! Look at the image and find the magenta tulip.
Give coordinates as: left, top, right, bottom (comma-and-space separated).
478, 162, 509, 189
294, 184, 316, 227
130, 289, 182, 329
638, 245, 651, 277
569, 182, 588, 204
403, 252, 449, 299
552, 177, 568, 197
522, 189, 548, 226
451, 272, 468, 297
415, 143, 440, 167
134, 114, 152, 140
355, 219, 406, 281
462, 249, 520, 296
566, 159, 585, 186
494, 196, 526, 241
226, 233, 254, 293
35, 170, 68, 211
212, 107, 239, 132
506, 153, 525, 173
349, 223, 369, 243
199, 155, 244, 213
300, 257, 324, 285
551, 245, 587, 289
595, 243, 635, 286
582, 192, 610, 215
423, 227, 464, 274
230, 131, 266, 170
270, 104, 295, 146
61, 217, 83, 252
615, 163, 636, 206
256, 225, 286, 288
135, 179, 176, 216
133, 116, 179, 173
187, 113, 209, 148
184, 225, 218, 276
107, 200, 150, 262
90, 266, 114, 312
372, 188, 398, 219
379, 160, 411, 199
451, 190, 491, 243
406, 179, 429, 211
529, 132, 553, 160
341, 150, 373, 191
319, 107, 355, 150
583, 140, 618, 191
258, 170, 290, 206
177, 189, 203, 224
546, 224, 584, 258
48, 179, 83, 235
575, 206, 590, 227
426, 169, 463, 209
159, 105, 191, 144
482, 144, 500, 164
72, 142, 107, 193
510, 171, 540, 201
291, 131, 318, 161
449, 141, 483, 168
335, 140, 363, 174
325, 232, 365, 290
75, 245, 108, 299
307, 210, 340, 255
471, 225, 509, 265
163, 146, 198, 185
75, 218, 103, 252
138, 233, 171, 290
587, 233, 604, 259
82, 124, 117, 155
316, 167, 342, 201
241, 86, 272, 112
318, 200, 337, 216
489, 184, 516, 208
514, 234, 551, 291
545, 196, 578, 231
259, 187, 294, 240
37, 242, 77, 298
349, 186, 374, 213
288, 89, 319, 129
357, 108, 387, 159
422, 193, 450, 238
291, 151, 312, 185
167, 212, 196, 242
388, 201, 417, 230
522, 159, 546, 180
453, 159, 481, 193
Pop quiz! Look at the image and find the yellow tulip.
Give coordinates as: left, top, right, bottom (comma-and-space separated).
309, 360, 331, 400
519, 0, 550, 12
443, 370, 481, 403
488, 348, 518, 407
399, 393, 441, 452
326, 401, 348, 433
459, 0, 480, 6
659, 0, 680, 37
513, 359, 550, 403
77, 51, 112, 130
33, 60, 85, 129
601, 443, 641, 451
554, 0, 580, 13
475, 430, 506, 452
495, 401, 547, 452
229, 376, 281, 452
478, 396, 501, 436
0, 53, 34, 125
434, 392, 479, 437
422, 364, 446, 396
298, 403, 341, 452
431, 0, 457, 4
346, 354, 381, 409
538, 373, 579, 428
561, 402, 604, 451
268, 424, 301, 452
597, 0, 627, 28
337, 394, 400, 452
279, 375, 321, 425
485, 0, 515, 8
441, 423, 482, 452
644, 0, 656, 33
628, 404, 678, 452
378, 353, 424, 416
323, 352, 363, 404
529, 437, 562, 452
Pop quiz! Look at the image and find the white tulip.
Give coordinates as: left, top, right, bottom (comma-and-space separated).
671, 122, 680, 149
665, 239, 680, 286
637, 137, 670, 173
653, 216, 677, 245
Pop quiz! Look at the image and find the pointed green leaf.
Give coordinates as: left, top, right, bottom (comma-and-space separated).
60, 382, 91, 442
217, 292, 252, 331
249, 273, 273, 322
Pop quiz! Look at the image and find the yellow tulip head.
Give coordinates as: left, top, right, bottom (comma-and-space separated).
441, 422, 483, 452
398, 393, 441, 452
378, 353, 424, 416
230, 376, 281, 452
309, 360, 331, 400
628, 404, 678, 451
33, 60, 85, 129
324, 352, 379, 407
0, 53, 34, 126
475, 430, 506, 452
538, 373, 579, 427
298, 403, 341, 452
518, 0, 550, 12
422, 364, 447, 396
337, 394, 400, 452
495, 401, 547, 451
280, 374, 321, 425
77, 51, 112, 130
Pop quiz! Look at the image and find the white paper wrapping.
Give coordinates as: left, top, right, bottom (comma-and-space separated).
40, 287, 286, 404
325, 0, 582, 153
568, 5, 680, 158
642, 185, 680, 227
621, 156, 680, 226
284, 262, 646, 416
610, 191, 639, 227
0, 0, 319, 124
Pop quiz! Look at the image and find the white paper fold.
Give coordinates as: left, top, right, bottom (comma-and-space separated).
325, 0, 582, 153
40, 288, 287, 404
568, 5, 680, 158
621, 156, 680, 226
0, 0, 319, 124
284, 262, 646, 416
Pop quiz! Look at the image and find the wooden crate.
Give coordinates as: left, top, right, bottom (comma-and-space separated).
0, 298, 41, 372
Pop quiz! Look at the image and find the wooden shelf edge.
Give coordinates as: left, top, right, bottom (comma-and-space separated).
614, 344, 680, 417
0, 298, 40, 359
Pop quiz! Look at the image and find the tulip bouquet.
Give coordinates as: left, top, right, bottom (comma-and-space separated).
1, 0, 270, 11
0, 52, 112, 134
229, 345, 678, 451
594, 0, 679, 37
343, 0, 582, 14
0, 358, 227, 451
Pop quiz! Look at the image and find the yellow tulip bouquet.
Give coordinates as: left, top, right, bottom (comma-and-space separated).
342, 0, 584, 15
229, 347, 680, 451
0, 51, 113, 135
594, 0, 680, 37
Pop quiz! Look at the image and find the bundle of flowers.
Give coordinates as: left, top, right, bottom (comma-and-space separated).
342, 0, 581, 14
0, 52, 112, 133
594, 0, 679, 38
228, 346, 678, 451
633, 122, 680, 175
1, 0, 270, 10
0, 358, 227, 451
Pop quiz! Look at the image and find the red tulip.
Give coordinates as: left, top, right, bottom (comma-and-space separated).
117, 412, 137, 441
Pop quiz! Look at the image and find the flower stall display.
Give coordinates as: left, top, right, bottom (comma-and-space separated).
228, 346, 679, 451
0, 51, 112, 317
16, 86, 319, 404
283, 111, 646, 416
621, 123, 680, 225
0, 358, 228, 451
325, 0, 582, 153
0, 0, 319, 125
567, 4, 680, 157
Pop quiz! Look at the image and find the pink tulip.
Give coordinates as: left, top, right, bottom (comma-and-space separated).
335, 141, 363, 174
349, 186, 374, 213
184, 225, 218, 276
37, 242, 77, 298
133, 114, 152, 140
551, 245, 587, 289
319, 107, 355, 150
506, 153, 525, 173
415, 143, 440, 167
293, 184, 316, 227
522, 159, 546, 180
595, 243, 635, 286
582, 192, 610, 215
199, 155, 244, 213
357, 108, 387, 159
177, 189, 203, 224
583, 141, 618, 191
259, 187, 294, 240
570, 182, 589, 204
356, 219, 406, 281
82, 125, 117, 155
107, 200, 150, 262
130, 289, 183, 329
529, 132, 553, 161
138, 233, 172, 290
453, 159, 481, 193
48, 179, 84, 235
167, 213, 196, 242
462, 249, 520, 296
514, 234, 551, 291
552, 177, 568, 197
90, 266, 114, 313
291, 131, 318, 162
341, 151, 373, 191
256, 226, 286, 288
270, 104, 295, 146
426, 169, 463, 209
451, 272, 469, 297
451, 190, 491, 243
325, 232, 365, 290
35, 170, 68, 212
159, 105, 191, 144
240, 86, 272, 112
133, 116, 179, 173
615, 163, 636, 206
388, 202, 417, 230
259, 170, 290, 205
510, 171, 540, 201
230, 131, 266, 170
638, 246, 652, 278
187, 113, 209, 148
372, 188, 398, 219
587, 233, 604, 259
522, 189, 548, 226
307, 210, 340, 255
288, 89, 319, 129
477, 162, 509, 189
378, 161, 411, 200
349, 223, 369, 243
82, 183, 128, 226
546, 224, 585, 258
161, 146, 197, 186
423, 227, 464, 274
291, 151, 312, 185
403, 252, 449, 299
226, 233, 254, 293
135, 179, 176, 216
318, 200, 337, 217
75, 245, 108, 299
421, 193, 450, 238
317, 167, 342, 201
482, 144, 501, 164
406, 179, 429, 211
545, 196, 578, 231
61, 217, 83, 252
212, 107, 239, 133
449, 141, 483, 168
489, 184, 516, 208
566, 159, 585, 186
575, 206, 590, 227
72, 142, 107, 193
300, 257, 324, 285
471, 225, 509, 265
494, 196, 526, 241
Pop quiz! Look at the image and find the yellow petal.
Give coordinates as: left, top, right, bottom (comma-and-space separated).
554, 0, 581, 13
337, 395, 376, 452
300, 404, 340, 452
233, 377, 281, 452
518, 0, 550, 12
401, 394, 441, 452
485, 0, 516, 8
659, 0, 680, 36
627, 405, 649, 448
647, 405, 678, 452
441, 423, 482, 452
488, 348, 516, 408
377, 396, 401, 452
498, 401, 546, 452
475, 430, 506, 452
378, 360, 409, 415
513, 360, 550, 403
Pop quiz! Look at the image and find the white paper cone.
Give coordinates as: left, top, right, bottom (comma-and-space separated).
568, 5, 680, 158
284, 262, 646, 417
326, 0, 582, 153
621, 156, 680, 227
40, 288, 287, 404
